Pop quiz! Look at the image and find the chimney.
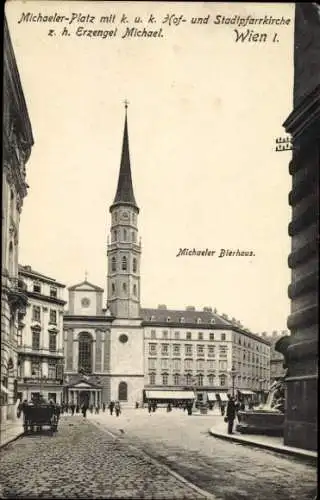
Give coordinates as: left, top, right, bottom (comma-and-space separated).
203, 307, 212, 312
186, 306, 195, 311
157, 304, 167, 310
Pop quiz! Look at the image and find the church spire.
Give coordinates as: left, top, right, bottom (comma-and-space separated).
110, 101, 138, 211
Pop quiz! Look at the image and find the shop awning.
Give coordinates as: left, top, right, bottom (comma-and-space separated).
207, 393, 217, 401
239, 390, 255, 395
145, 390, 195, 400
1, 384, 10, 395
216, 392, 229, 401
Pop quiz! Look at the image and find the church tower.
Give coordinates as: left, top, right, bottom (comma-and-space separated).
107, 103, 141, 318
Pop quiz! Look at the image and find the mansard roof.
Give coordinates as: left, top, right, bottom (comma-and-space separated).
140, 307, 232, 326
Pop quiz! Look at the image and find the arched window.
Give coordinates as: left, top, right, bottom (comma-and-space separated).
133, 284, 137, 296
133, 258, 137, 273
111, 283, 115, 295
123, 229, 127, 241
118, 381, 127, 401
173, 374, 180, 385
122, 256, 127, 271
197, 318, 202, 324
78, 333, 93, 374
149, 373, 156, 385
185, 373, 192, 386
8, 241, 14, 276
162, 373, 168, 385
111, 257, 116, 272
220, 374, 226, 386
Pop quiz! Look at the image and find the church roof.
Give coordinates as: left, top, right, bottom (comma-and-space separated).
110, 105, 138, 211
140, 307, 233, 326
68, 279, 104, 292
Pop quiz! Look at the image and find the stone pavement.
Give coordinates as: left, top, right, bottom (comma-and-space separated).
0, 418, 24, 449
0, 416, 212, 499
87, 408, 317, 500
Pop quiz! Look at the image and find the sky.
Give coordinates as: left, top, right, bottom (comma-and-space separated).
6, 1, 295, 334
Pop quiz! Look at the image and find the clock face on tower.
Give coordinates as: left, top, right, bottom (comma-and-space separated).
121, 211, 129, 221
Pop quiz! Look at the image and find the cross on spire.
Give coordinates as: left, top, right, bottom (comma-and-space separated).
124, 99, 129, 110
84, 270, 88, 281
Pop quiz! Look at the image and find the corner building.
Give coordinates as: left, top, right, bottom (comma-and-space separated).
64, 106, 271, 407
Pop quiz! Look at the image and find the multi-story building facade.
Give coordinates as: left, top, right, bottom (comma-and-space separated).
17, 266, 66, 404
1, 17, 34, 425
143, 307, 270, 404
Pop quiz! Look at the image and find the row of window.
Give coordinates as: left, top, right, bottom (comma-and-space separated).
148, 359, 228, 370
32, 306, 58, 324
149, 331, 224, 341
111, 282, 138, 295
32, 282, 58, 297
111, 256, 138, 272
148, 373, 227, 386
21, 361, 58, 379
149, 343, 228, 356
32, 331, 58, 352
111, 229, 137, 243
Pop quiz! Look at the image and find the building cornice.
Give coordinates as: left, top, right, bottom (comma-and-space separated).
25, 290, 66, 306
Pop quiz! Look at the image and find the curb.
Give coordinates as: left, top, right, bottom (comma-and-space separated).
91, 420, 219, 500
0, 430, 24, 450
209, 429, 317, 464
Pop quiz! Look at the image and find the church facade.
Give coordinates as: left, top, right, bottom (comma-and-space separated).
63, 105, 271, 407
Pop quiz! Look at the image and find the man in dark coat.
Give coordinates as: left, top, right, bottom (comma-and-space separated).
226, 396, 236, 434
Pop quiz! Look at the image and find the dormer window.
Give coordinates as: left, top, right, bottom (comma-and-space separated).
180, 317, 185, 323
210, 319, 215, 324
33, 281, 41, 294
149, 315, 155, 321
167, 317, 171, 322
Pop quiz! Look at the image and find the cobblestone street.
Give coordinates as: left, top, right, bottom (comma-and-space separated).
90, 408, 317, 500
0, 410, 317, 500
0, 416, 208, 499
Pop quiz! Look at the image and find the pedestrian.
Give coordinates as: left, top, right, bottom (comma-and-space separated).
115, 401, 121, 417
102, 402, 106, 412
240, 402, 245, 411
166, 402, 172, 412
109, 401, 115, 416
76, 404, 80, 414
187, 401, 193, 415
90, 403, 94, 414
135, 401, 139, 409
226, 396, 236, 434
71, 403, 75, 416
152, 401, 157, 413
148, 402, 152, 414
82, 404, 88, 418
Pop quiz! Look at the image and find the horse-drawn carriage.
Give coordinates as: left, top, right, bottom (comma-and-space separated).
18, 397, 60, 435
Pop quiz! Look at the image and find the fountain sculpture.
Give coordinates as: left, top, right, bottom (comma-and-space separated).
236, 379, 285, 435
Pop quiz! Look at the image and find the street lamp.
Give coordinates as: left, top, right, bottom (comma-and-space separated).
229, 366, 238, 398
